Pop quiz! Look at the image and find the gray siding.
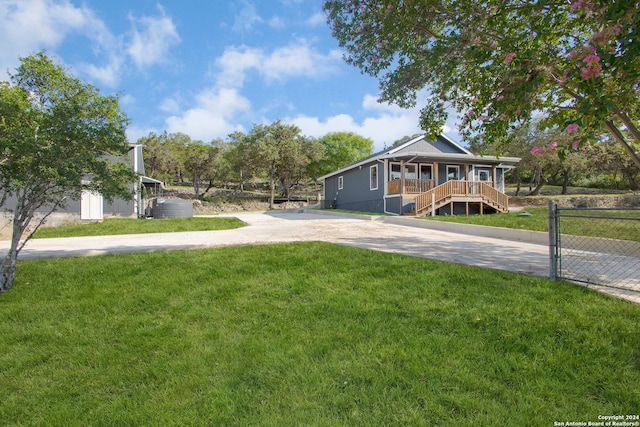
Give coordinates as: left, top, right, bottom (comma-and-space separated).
324, 161, 385, 213
394, 135, 466, 155
385, 196, 402, 215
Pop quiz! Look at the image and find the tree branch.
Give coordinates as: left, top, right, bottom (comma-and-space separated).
603, 120, 640, 170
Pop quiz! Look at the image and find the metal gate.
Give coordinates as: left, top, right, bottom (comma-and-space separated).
548, 201, 640, 292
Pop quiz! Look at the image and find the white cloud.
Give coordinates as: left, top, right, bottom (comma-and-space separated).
215, 46, 263, 88
305, 12, 325, 27
268, 15, 285, 28
0, 0, 128, 87
159, 97, 181, 114
165, 88, 251, 142
287, 90, 459, 151
127, 6, 181, 69
77, 58, 122, 87
232, 0, 263, 32
289, 113, 424, 151
261, 43, 341, 82
215, 41, 342, 88
0, 0, 108, 79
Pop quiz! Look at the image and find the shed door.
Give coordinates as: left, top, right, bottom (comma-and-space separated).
81, 190, 103, 220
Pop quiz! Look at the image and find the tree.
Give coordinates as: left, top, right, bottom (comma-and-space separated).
138, 131, 191, 185
224, 131, 253, 193
307, 131, 374, 180
0, 52, 135, 292
244, 121, 315, 208
324, 0, 640, 169
183, 139, 220, 199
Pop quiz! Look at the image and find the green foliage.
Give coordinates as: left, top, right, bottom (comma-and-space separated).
242, 120, 321, 207
1, 243, 639, 424
0, 52, 136, 291
307, 131, 374, 179
324, 0, 640, 168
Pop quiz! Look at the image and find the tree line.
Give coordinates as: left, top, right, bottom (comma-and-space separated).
137, 122, 374, 208
142, 120, 639, 209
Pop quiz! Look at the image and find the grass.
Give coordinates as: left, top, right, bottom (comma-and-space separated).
420, 207, 640, 241
1, 242, 639, 425
33, 216, 246, 238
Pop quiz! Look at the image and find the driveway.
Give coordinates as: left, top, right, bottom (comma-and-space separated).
2, 210, 550, 274
2, 210, 638, 304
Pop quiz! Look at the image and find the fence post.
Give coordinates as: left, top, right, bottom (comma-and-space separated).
548, 200, 558, 280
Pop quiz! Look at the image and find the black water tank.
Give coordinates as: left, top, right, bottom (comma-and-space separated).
152, 198, 193, 219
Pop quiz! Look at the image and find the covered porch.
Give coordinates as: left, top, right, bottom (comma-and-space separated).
384, 156, 512, 216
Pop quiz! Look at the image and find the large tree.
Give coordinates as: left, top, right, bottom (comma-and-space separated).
244, 121, 317, 208
0, 53, 135, 292
183, 139, 221, 199
307, 131, 374, 180
324, 0, 640, 169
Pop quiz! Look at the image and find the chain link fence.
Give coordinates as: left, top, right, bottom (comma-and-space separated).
549, 202, 640, 292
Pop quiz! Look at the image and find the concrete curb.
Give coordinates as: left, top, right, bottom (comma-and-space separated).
381, 216, 549, 245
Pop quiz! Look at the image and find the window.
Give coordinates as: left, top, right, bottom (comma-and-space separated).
390, 163, 402, 180
477, 170, 490, 182
338, 176, 343, 190
447, 165, 459, 181
370, 165, 378, 190
404, 164, 417, 179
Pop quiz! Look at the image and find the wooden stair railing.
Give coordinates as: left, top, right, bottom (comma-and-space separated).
414, 180, 509, 215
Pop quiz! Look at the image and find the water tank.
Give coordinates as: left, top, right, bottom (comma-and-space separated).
152, 198, 193, 219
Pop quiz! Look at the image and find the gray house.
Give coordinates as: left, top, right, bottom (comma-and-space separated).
318, 134, 520, 216
1, 144, 163, 224
73, 144, 163, 220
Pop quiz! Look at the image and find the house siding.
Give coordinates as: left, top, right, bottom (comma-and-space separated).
324, 160, 385, 213
393, 135, 466, 155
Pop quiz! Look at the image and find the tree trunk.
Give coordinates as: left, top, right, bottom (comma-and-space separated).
0, 229, 21, 292
514, 170, 521, 197
529, 174, 546, 196
622, 169, 639, 191
0, 207, 31, 292
561, 167, 571, 195
1, 191, 64, 292
269, 178, 276, 209
201, 180, 215, 198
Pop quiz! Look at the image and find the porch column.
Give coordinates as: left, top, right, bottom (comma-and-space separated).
492, 165, 497, 187
400, 159, 405, 194
433, 161, 439, 185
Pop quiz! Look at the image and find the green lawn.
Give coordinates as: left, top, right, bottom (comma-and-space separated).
421, 207, 640, 241
1, 242, 638, 425
33, 216, 246, 238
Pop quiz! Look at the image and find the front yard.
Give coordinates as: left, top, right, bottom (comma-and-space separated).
1, 242, 638, 425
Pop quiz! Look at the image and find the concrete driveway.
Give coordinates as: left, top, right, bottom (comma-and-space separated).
2, 210, 637, 304
3, 210, 550, 275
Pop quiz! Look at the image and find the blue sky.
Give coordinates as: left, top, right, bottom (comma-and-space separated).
1, 0, 460, 151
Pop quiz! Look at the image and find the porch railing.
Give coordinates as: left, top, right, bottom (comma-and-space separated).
415, 180, 508, 214
388, 178, 435, 194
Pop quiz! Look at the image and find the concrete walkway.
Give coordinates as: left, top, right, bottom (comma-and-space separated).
2, 210, 638, 304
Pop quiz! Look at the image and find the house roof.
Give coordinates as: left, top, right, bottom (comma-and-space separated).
318, 134, 520, 181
